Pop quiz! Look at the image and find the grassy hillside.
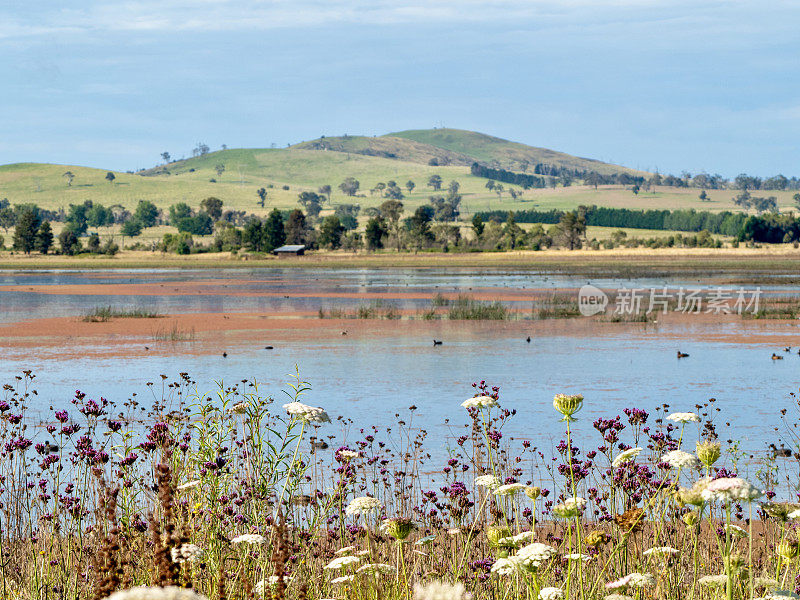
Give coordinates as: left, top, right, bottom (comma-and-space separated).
1, 129, 795, 219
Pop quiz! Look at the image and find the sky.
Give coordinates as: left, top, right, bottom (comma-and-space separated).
2, 0, 799, 176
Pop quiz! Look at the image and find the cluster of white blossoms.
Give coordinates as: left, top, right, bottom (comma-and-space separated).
701, 477, 763, 503
170, 543, 203, 563
334, 545, 357, 555
516, 542, 557, 568
324, 555, 361, 570
564, 553, 591, 562
494, 483, 526, 496
475, 474, 501, 489
725, 523, 748, 537
413, 581, 472, 600
642, 546, 678, 557
357, 563, 396, 575
227, 402, 247, 415
552, 497, 587, 518
253, 577, 291, 596
337, 449, 360, 460
231, 533, 266, 545
698, 575, 728, 588
612, 447, 642, 468
345, 496, 382, 516
461, 395, 498, 409
666, 412, 700, 423
331, 575, 355, 584
661, 450, 700, 469
553, 394, 584, 420
606, 573, 655, 589
282, 401, 330, 423
176, 480, 201, 491
490, 557, 522, 575
104, 587, 208, 600
539, 588, 564, 600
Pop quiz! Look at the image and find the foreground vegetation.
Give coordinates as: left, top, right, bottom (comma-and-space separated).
2, 370, 800, 600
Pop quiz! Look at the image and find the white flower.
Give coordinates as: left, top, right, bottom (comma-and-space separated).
461, 395, 498, 409
667, 412, 700, 423
643, 546, 679, 556
177, 480, 201, 491
725, 524, 748, 537
254, 577, 291, 596
231, 533, 266, 545
416, 534, 437, 545
606, 573, 654, 589
227, 402, 247, 414
357, 563, 396, 575
756, 578, 780, 589
553, 393, 583, 420
701, 477, 763, 503
612, 448, 642, 468
337, 450, 360, 460
552, 496, 587, 518
512, 531, 535, 544
494, 483, 526, 496
517, 542, 557, 568
345, 496, 381, 516
698, 575, 729, 588
605, 596, 636, 600
335, 545, 357, 555
475, 475, 501, 489
324, 555, 361, 570
768, 591, 800, 600
788, 509, 800, 520
170, 543, 203, 563
282, 401, 330, 423
413, 581, 471, 600
491, 556, 522, 575
539, 587, 564, 600
104, 588, 208, 600
661, 450, 699, 469
330, 575, 355, 584
564, 553, 591, 562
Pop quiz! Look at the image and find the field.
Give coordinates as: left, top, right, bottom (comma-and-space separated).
2, 129, 795, 221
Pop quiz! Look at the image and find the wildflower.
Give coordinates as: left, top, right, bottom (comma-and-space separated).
231, 533, 266, 545
585, 530, 611, 547
643, 546, 678, 557
606, 573, 654, 589
416, 534, 437, 545
682, 510, 700, 526
475, 474, 501, 489
486, 525, 512, 547
381, 517, 416, 540
335, 546, 357, 555
776, 541, 799, 561
324, 556, 361, 570
512, 531, 535, 544
356, 563, 396, 575
227, 402, 247, 415
661, 450, 699, 469
552, 496, 586, 519
330, 575, 355, 584
564, 553, 591, 562
604, 595, 636, 600
614, 507, 645, 532
768, 591, 800, 600
701, 477, 763, 503
789, 509, 800, 520
103, 587, 208, 600
516, 542, 557, 568
254, 577, 291, 596
755, 578, 780, 589
539, 588, 564, 600
177, 480, 201, 491
170, 543, 203, 563
696, 440, 721, 467
677, 478, 712, 506
345, 496, 381, 516
491, 556, 522, 575
553, 393, 583, 421
765, 502, 800, 521
666, 412, 700, 423
413, 581, 471, 600
337, 450, 360, 460
612, 447, 642, 468
461, 395, 498, 409
725, 523, 748, 537
494, 483, 525, 496
282, 401, 330, 423
525, 486, 541, 500
698, 575, 729, 588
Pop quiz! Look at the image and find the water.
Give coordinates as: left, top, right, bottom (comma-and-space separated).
1, 267, 799, 462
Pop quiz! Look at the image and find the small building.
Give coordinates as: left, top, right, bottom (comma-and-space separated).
273, 244, 306, 256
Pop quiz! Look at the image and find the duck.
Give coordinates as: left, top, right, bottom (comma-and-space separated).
769, 443, 792, 458
677, 351, 689, 358
785, 347, 792, 352
264, 345, 274, 350
526, 336, 531, 343
310, 439, 329, 451
222, 352, 228, 358
772, 353, 784, 360
433, 339, 443, 346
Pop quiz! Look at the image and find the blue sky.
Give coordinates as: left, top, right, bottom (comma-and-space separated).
2, 1, 799, 176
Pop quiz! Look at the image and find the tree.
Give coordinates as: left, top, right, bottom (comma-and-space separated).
63, 171, 75, 187
87, 232, 101, 253
285, 209, 308, 245
134, 200, 159, 227
0, 207, 16, 232
365, 217, 388, 250
384, 182, 404, 200
318, 216, 345, 249
298, 191, 324, 220
405, 180, 416, 194
318, 185, 332, 202
471, 214, 485, 238
193, 142, 210, 157
585, 172, 602, 189
555, 210, 586, 250
13, 208, 40, 254
87, 204, 113, 227
214, 164, 225, 178
177, 214, 213, 235
243, 219, 264, 251
427, 174, 442, 191
161, 152, 171, 163
58, 227, 81, 255
200, 197, 223, 221
334, 204, 360, 230
794, 193, 800, 211
35, 221, 53, 254
485, 180, 496, 191
66, 202, 90, 235
379, 199, 404, 251
169, 203, 193, 225
338, 177, 360, 197
105, 172, 116, 184
121, 219, 143, 237
699, 190, 708, 202
407, 206, 435, 250
263, 208, 286, 251
257, 188, 267, 208
448, 180, 460, 196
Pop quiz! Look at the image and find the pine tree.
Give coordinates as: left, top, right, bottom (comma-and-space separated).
35, 221, 53, 254
13, 208, 40, 254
